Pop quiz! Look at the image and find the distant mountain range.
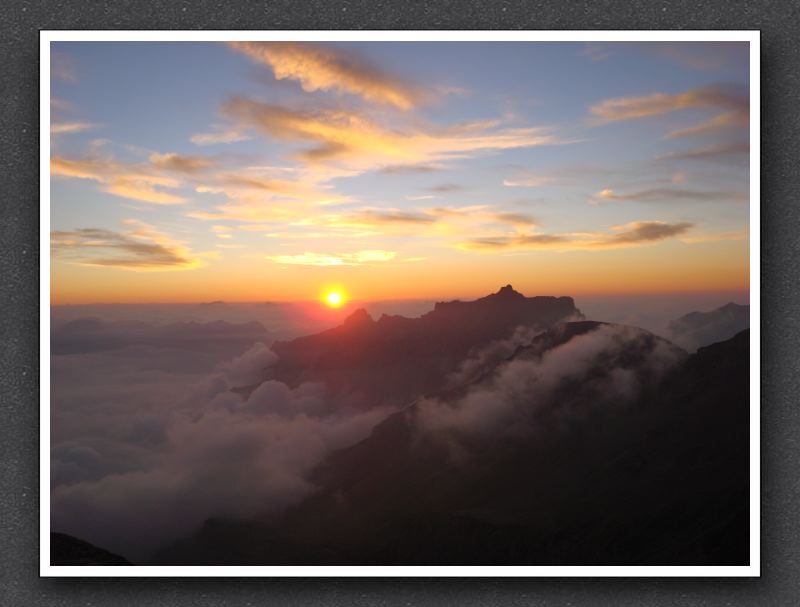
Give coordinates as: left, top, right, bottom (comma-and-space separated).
51, 318, 270, 355
667, 302, 749, 351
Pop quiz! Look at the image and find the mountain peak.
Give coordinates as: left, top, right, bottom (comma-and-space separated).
343, 308, 373, 327
495, 284, 524, 298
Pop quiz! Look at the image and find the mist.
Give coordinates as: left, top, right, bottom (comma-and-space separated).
50, 330, 393, 561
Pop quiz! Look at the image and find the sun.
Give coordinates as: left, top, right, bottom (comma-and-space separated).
324, 290, 345, 308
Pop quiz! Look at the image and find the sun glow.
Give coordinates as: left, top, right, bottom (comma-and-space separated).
324, 290, 345, 308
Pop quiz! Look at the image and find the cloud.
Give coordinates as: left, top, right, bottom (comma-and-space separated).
51, 152, 344, 216
457, 220, 693, 251
285, 204, 539, 240
51, 220, 203, 271
589, 84, 748, 124
342, 209, 436, 226
227, 41, 425, 110
378, 163, 445, 175
425, 183, 462, 193
149, 153, 217, 173
51, 122, 97, 136
656, 142, 750, 162
104, 178, 185, 205
593, 187, 747, 203
590, 85, 750, 139
649, 42, 749, 72
425, 206, 537, 230
209, 173, 331, 200
666, 109, 749, 138
50, 339, 394, 559
491, 212, 538, 227
415, 323, 685, 444
221, 97, 564, 171
52, 52, 77, 82
599, 220, 694, 246
51, 157, 186, 205
503, 174, 551, 188
580, 43, 613, 62
266, 249, 397, 266
220, 342, 278, 386
50, 98, 72, 111
190, 126, 253, 146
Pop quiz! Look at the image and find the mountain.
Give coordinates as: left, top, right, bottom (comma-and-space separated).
51, 318, 270, 355
261, 285, 582, 407
50, 532, 132, 565
152, 322, 749, 566
667, 302, 749, 351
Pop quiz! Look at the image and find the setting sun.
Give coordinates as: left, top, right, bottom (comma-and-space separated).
324, 290, 345, 308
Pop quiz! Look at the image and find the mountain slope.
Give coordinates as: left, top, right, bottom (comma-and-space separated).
667, 302, 749, 351
262, 285, 581, 407
51, 532, 132, 566
152, 323, 749, 566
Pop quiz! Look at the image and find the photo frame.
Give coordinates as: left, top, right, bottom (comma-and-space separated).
3, 1, 789, 604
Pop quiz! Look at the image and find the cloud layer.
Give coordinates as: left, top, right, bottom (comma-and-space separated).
227, 41, 425, 110
51, 337, 394, 560
221, 97, 563, 170
458, 220, 693, 251
51, 220, 202, 271
415, 323, 686, 446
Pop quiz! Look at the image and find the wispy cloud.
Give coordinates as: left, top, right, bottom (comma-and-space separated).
666, 110, 749, 138
149, 153, 218, 173
589, 84, 748, 124
50, 98, 72, 111
52, 150, 346, 216
51, 220, 203, 271
593, 187, 747, 203
51, 52, 77, 82
287, 208, 436, 234
503, 170, 552, 188
491, 212, 538, 227
656, 142, 750, 162
190, 125, 253, 146
648, 42, 749, 72
267, 249, 397, 266
344, 209, 437, 225
51, 157, 186, 205
378, 163, 445, 175
458, 220, 694, 251
221, 97, 565, 171
51, 122, 97, 136
227, 41, 425, 110
425, 183, 462, 193
580, 43, 613, 62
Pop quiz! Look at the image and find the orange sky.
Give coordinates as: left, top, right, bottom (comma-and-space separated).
49, 41, 751, 305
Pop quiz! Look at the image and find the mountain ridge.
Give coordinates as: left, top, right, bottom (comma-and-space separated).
262, 285, 583, 407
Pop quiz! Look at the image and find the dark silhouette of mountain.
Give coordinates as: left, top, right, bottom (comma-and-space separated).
51, 318, 270, 355
262, 285, 582, 407
50, 532, 132, 565
667, 302, 749, 351
152, 323, 749, 566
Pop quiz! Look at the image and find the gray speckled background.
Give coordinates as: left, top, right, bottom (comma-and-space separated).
2, 1, 798, 605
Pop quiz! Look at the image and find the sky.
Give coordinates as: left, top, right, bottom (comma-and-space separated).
49, 40, 751, 305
